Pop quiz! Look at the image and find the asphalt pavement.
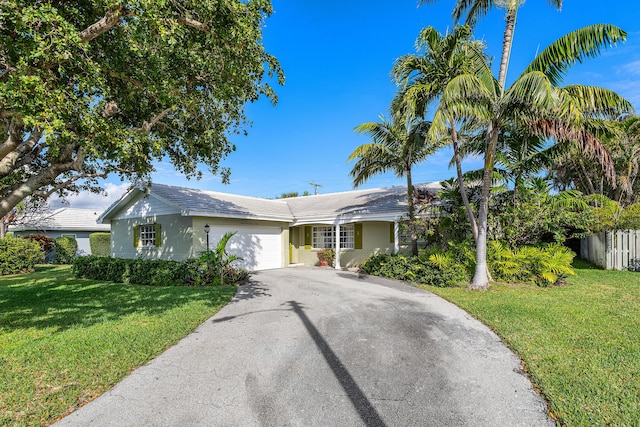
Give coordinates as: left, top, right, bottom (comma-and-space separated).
54, 267, 554, 426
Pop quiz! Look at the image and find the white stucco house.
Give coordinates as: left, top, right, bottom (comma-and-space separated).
9, 208, 110, 255
98, 182, 441, 271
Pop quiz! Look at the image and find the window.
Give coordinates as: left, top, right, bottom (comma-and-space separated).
312, 226, 334, 249
61, 234, 77, 239
312, 224, 354, 249
339, 224, 354, 249
139, 224, 157, 247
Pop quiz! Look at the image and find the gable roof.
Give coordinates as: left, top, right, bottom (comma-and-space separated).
9, 208, 110, 232
99, 182, 442, 225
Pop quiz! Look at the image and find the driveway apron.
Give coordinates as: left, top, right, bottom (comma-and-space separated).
54, 268, 554, 427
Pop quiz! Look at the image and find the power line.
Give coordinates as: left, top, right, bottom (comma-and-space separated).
309, 182, 323, 195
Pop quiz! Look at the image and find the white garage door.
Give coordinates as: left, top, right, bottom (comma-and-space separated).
208, 225, 282, 271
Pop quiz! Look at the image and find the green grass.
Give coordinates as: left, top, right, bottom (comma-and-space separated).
421, 259, 640, 426
0, 266, 236, 426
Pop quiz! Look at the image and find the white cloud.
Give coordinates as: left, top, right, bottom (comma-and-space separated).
49, 182, 130, 212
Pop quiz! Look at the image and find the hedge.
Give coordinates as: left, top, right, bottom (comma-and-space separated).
71, 256, 247, 286
54, 236, 78, 264
0, 238, 43, 275
89, 232, 110, 257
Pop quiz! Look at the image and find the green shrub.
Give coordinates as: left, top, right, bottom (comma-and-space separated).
89, 232, 111, 256
618, 203, 640, 230
72, 256, 133, 283
360, 252, 468, 287
53, 236, 78, 264
71, 255, 246, 286
23, 234, 54, 262
0, 238, 43, 275
488, 242, 576, 286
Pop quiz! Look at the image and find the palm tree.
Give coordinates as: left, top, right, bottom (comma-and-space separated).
392, 25, 487, 242
349, 107, 437, 255
428, 23, 632, 289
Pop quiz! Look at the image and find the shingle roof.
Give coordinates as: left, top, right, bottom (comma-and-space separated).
100, 182, 442, 224
9, 208, 110, 232
150, 184, 292, 221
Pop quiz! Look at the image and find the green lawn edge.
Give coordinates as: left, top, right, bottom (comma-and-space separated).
420, 260, 640, 426
0, 266, 236, 426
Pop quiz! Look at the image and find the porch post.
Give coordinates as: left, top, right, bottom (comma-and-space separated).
334, 222, 341, 269
394, 220, 400, 254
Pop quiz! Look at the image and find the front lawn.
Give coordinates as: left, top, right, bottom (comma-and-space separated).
0, 266, 236, 426
422, 259, 640, 426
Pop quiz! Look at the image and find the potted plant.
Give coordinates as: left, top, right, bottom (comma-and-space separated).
317, 248, 335, 267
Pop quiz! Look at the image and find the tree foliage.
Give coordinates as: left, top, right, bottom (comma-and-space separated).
0, 1, 283, 218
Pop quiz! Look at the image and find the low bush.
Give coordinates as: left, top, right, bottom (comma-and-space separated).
0, 238, 43, 275
361, 241, 576, 288
89, 232, 111, 256
53, 236, 78, 264
488, 242, 575, 286
22, 234, 54, 262
72, 255, 248, 286
361, 252, 468, 287
72, 256, 133, 283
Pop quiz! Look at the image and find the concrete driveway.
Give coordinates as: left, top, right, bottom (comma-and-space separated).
54, 268, 554, 426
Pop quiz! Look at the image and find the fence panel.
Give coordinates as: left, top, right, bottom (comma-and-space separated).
581, 230, 640, 271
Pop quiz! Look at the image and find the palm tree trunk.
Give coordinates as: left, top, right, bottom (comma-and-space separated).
406, 167, 419, 256
470, 6, 518, 290
470, 120, 499, 290
450, 118, 478, 242
498, 7, 517, 90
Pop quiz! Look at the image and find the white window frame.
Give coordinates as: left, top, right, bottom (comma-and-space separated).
139, 224, 156, 247
339, 224, 354, 249
312, 226, 334, 249
312, 224, 355, 249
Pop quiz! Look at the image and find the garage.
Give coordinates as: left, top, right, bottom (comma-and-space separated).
209, 225, 283, 271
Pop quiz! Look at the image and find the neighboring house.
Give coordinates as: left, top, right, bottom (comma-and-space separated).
9, 208, 110, 255
98, 182, 441, 271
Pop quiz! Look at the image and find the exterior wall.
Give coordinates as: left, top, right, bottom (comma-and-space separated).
290, 221, 396, 268
12, 230, 100, 256
110, 215, 194, 261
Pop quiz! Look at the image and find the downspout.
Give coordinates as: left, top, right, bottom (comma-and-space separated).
334, 222, 341, 269
394, 220, 400, 254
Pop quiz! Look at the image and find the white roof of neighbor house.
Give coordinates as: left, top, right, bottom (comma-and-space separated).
9, 208, 110, 232
99, 182, 442, 225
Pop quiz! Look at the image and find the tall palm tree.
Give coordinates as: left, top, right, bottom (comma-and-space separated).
392, 25, 487, 242
428, 23, 632, 289
349, 107, 437, 255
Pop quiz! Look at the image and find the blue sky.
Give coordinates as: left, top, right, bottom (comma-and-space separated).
63, 0, 640, 209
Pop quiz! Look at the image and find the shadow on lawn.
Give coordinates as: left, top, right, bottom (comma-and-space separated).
0, 266, 235, 333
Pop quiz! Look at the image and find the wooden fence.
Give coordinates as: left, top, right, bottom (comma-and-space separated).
581, 230, 640, 271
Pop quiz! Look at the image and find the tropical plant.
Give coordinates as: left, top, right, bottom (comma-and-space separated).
424, 10, 632, 288
393, 25, 487, 242
350, 108, 437, 255
199, 231, 242, 285
548, 115, 640, 206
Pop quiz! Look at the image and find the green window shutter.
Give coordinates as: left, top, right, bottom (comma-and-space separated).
133, 225, 139, 247
389, 222, 395, 244
154, 223, 162, 247
304, 226, 312, 249
355, 223, 363, 249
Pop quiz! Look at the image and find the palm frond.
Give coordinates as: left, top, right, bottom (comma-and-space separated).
524, 24, 627, 86
561, 85, 634, 120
